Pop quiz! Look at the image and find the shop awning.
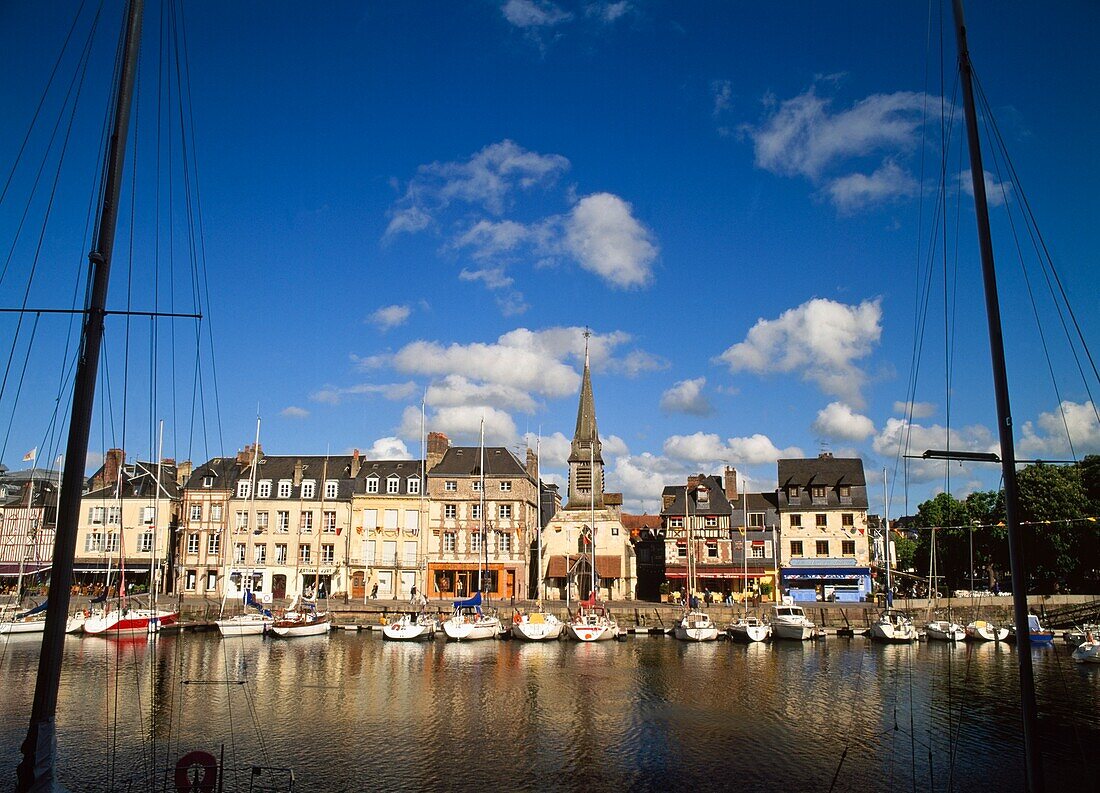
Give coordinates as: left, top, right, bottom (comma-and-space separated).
781, 567, 870, 581
546, 555, 622, 579
0, 563, 51, 576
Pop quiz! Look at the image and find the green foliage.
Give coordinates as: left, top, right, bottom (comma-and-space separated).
892, 534, 918, 572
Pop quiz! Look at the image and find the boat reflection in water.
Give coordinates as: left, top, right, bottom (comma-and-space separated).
0, 631, 1091, 790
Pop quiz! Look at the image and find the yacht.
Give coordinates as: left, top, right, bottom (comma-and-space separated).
673, 610, 719, 642
869, 611, 917, 643
770, 604, 816, 641
924, 620, 966, 642
726, 616, 770, 643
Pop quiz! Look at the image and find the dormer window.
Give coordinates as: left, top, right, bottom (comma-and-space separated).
811, 485, 827, 502
407, 477, 420, 495
386, 476, 400, 495
258, 480, 271, 498
325, 480, 338, 499
788, 485, 800, 502
696, 487, 710, 505
202, 476, 213, 488
278, 480, 291, 498
366, 476, 379, 494
839, 484, 851, 502
237, 481, 251, 499
301, 480, 315, 499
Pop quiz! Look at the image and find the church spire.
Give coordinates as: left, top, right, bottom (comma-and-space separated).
567, 328, 604, 509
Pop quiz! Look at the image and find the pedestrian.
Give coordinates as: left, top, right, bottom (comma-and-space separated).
370, 582, 379, 599
410, 585, 418, 604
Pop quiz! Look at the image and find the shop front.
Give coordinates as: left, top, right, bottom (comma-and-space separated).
665, 565, 776, 601
780, 560, 871, 602
430, 562, 517, 602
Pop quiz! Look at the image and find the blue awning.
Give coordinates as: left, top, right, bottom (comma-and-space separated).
782, 567, 870, 580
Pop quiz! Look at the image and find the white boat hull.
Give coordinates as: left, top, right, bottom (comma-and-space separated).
966, 622, 1008, 642
270, 615, 330, 637
869, 614, 917, 643
567, 622, 616, 642
673, 612, 719, 642
383, 618, 436, 641
83, 608, 178, 635
216, 614, 273, 636
511, 616, 564, 641
1072, 640, 1100, 663
443, 617, 502, 641
727, 621, 770, 643
925, 622, 965, 642
0, 618, 46, 635
772, 623, 814, 641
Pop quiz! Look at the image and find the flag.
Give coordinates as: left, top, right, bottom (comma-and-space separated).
23, 447, 36, 462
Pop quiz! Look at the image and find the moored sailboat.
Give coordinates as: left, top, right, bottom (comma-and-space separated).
270, 596, 330, 638
925, 620, 966, 642
965, 619, 1009, 642
511, 434, 564, 642
383, 611, 438, 641
0, 601, 48, 635
672, 478, 717, 642
869, 469, 915, 644
216, 590, 274, 637
727, 473, 769, 643
566, 593, 618, 642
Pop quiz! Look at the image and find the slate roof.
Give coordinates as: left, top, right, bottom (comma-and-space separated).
660, 474, 733, 517
84, 461, 180, 500
184, 457, 244, 490
428, 447, 532, 480
777, 456, 869, 510
245, 455, 357, 500
355, 459, 426, 495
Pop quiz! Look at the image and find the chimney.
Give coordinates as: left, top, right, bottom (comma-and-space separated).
161, 457, 176, 467
177, 460, 193, 486
426, 431, 449, 472
724, 466, 738, 501
525, 447, 537, 479
351, 448, 362, 478
687, 474, 701, 490
103, 448, 124, 489
819, 451, 834, 459
662, 493, 676, 512
293, 459, 303, 487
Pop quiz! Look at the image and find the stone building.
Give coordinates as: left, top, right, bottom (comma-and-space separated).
541, 338, 636, 601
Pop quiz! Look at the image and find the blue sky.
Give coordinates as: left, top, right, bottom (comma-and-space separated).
1, 1, 1097, 515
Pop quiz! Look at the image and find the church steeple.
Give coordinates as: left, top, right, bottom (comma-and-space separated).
566, 329, 604, 509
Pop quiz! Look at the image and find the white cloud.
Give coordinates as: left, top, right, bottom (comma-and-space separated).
959, 169, 1013, 207
611, 349, 669, 377
663, 432, 803, 467
711, 79, 732, 116
401, 404, 518, 446
893, 400, 936, 419
659, 377, 713, 416
280, 406, 310, 419
610, 452, 687, 513
812, 401, 875, 441
586, 1, 632, 22
602, 434, 630, 458
502, 0, 572, 28
368, 304, 411, 331
1018, 400, 1100, 458
873, 416, 997, 483
363, 437, 412, 460
458, 265, 515, 289
827, 160, 918, 213
562, 193, 657, 289
427, 374, 539, 414
453, 220, 532, 261
310, 382, 418, 405
717, 297, 883, 408
523, 431, 572, 470
386, 140, 569, 236
745, 87, 932, 210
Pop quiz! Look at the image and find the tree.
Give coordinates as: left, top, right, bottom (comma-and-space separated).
1016, 462, 1090, 593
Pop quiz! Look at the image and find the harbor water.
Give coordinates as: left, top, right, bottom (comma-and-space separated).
0, 631, 1097, 791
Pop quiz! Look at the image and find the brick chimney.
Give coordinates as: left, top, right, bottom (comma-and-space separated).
687, 474, 701, 490
819, 451, 834, 459
351, 448, 362, 478
103, 448, 124, 489
237, 442, 263, 468
724, 466, 738, 501
293, 459, 303, 487
525, 446, 537, 479
426, 431, 449, 472
177, 460, 193, 486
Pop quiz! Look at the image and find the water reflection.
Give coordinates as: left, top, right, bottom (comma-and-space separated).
0, 633, 1094, 791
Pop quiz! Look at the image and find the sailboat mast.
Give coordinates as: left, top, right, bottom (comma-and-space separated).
882, 467, 892, 601
152, 419, 163, 608
17, 2, 145, 785
951, 2, 1042, 788
743, 474, 749, 617
590, 445, 595, 600
535, 431, 541, 604
478, 419, 485, 595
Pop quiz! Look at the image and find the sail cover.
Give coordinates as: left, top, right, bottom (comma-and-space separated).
453, 591, 482, 609
16, 600, 47, 619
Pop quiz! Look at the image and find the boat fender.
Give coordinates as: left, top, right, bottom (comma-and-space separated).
513, 613, 521, 624
174, 750, 218, 792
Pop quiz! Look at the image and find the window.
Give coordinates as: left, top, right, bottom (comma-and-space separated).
788, 485, 800, 501
706, 541, 718, 558
471, 504, 481, 520
234, 543, 246, 563
106, 506, 120, 525
84, 532, 104, 552
499, 532, 512, 554
300, 511, 313, 532
444, 504, 457, 520
237, 481, 252, 499
141, 506, 155, 524
276, 511, 290, 532
278, 480, 291, 498
325, 480, 338, 499
404, 540, 417, 564
790, 540, 803, 557
387, 476, 400, 494
749, 512, 765, 528
362, 509, 378, 531
842, 540, 856, 556
323, 511, 336, 533
500, 481, 512, 492
189, 504, 202, 522
677, 543, 687, 558
211, 504, 223, 522
405, 510, 420, 532
815, 513, 828, 527
105, 534, 119, 552
254, 544, 267, 564
471, 533, 481, 553
138, 532, 154, 553
207, 534, 221, 555
321, 544, 335, 564
187, 533, 200, 555
472, 481, 482, 492
498, 504, 512, 519
299, 545, 311, 563
202, 476, 213, 488
842, 513, 854, 527
185, 570, 197, 590
206, 571, 217, 591
839, 484, 851, 500
407, 477, 420, 495
301, 481, 315, 499
236, 511, 249, 531
275, 544, 287, 564
811, 485, 826, 501
366, 477, 379, 494
257, 511, 269, 530
384, 509, 399, 529
444, 480, 457, 492
790, 514, 802, 527
704, 515, 718, 527
258, 481, 271, 498
668, 517, 683, 528
751, 544, 765, 559
89, 506, 105, 524
816, 540, 830, 556
443, 532, 456, 553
